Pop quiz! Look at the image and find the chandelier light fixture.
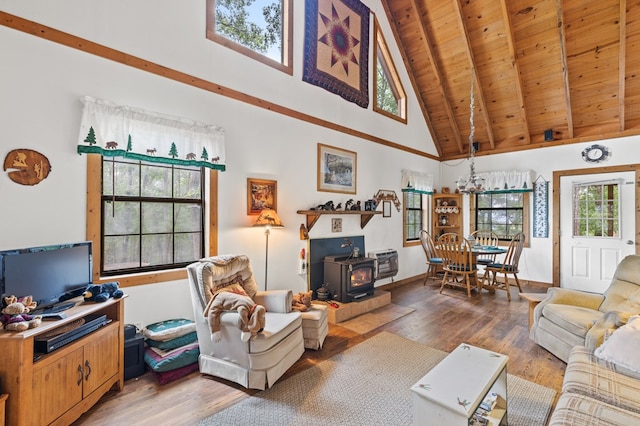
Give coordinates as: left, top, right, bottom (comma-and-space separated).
455, 73, 485, 194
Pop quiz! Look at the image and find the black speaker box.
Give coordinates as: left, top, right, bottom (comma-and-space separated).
124, 323, 137, 340
124, 333, 145, 380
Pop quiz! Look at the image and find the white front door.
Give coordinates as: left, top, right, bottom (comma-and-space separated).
560, 171, 636, 293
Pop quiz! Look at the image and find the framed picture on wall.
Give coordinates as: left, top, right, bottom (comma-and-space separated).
317, 143, 357, 194
247, 178, 277, 215
383, 201, 392, 217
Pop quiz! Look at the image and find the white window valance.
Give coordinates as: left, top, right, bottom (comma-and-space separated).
77, 96, 226, 171
479, 169, 533, 193
401, 169, 434, 194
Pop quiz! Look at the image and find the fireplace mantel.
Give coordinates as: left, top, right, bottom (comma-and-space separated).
297, 210, 381, 237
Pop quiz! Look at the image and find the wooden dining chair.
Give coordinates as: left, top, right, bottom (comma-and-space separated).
482, 232, 525, 301
419, 230, 442, 285
470, 229, 500, 266
437, 233, 477, 298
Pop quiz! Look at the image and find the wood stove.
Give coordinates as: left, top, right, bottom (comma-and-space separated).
323, 254, 376, 302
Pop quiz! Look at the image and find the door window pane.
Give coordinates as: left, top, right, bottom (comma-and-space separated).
572, 181, 620, 237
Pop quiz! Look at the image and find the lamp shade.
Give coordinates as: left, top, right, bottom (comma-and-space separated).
253, 209, 284, 227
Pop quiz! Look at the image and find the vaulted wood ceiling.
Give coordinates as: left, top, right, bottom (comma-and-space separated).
381, 0, 640, 161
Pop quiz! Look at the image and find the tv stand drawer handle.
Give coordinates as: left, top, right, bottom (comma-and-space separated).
77, 365, 83, 386
84, 360, 92, 381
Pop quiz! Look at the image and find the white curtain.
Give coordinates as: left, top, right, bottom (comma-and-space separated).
77, 96, 225, 170
480, 170, 532, 192
401, 169, 434, 193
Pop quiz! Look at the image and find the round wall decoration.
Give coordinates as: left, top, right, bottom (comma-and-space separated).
581, 144, 611, 164
3, 149, 52, 185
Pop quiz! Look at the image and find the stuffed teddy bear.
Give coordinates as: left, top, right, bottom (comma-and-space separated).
203, 283, 266, 342
0, 295, 42, 331
291, 290, 313, 312
82, 282, 124, 303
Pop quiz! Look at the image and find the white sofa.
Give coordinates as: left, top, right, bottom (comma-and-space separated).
187, 255, 305, 390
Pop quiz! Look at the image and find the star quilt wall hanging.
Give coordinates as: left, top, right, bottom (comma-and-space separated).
303, 0, 370, 108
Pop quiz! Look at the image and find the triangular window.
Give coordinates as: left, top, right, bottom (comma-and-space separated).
373, 18, 406, 122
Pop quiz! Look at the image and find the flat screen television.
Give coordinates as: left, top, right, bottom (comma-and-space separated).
0, 241, 93, 312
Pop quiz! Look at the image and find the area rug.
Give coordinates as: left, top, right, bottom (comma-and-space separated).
338, 303, 415, 334
199, 332, 556, 426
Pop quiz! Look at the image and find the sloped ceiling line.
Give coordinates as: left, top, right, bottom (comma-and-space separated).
500, 0, 531, 146
410, 0, 464, 154
555, 0, 574, 139
619, 0, 627, 131
454, 0, 495, 151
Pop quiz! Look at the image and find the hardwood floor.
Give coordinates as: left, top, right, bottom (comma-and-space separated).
73, 276, 565, 425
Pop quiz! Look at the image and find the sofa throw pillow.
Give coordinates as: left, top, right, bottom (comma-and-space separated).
594, 315, 640, 374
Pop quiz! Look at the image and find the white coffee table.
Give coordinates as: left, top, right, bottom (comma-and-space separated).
410, 343, 508, 425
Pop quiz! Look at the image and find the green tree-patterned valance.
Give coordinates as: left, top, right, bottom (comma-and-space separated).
479, 170, 533, 193
77, 96, 226, 171
401, 169, 433, 194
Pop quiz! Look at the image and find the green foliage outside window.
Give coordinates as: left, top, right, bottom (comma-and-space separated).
102, 158, 204, 275
572, 183, 619, 237
215, 0, 282, 57
476, 193, 524, 240
376, 60, 399, 115
405, 192, 423, 241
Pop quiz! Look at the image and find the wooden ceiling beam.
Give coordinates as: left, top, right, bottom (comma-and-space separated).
499, 0, 531, 145
619, 0, 627, 131
409, 0, 464, 154
454, 0, 496, 150
555, 0, 574, 139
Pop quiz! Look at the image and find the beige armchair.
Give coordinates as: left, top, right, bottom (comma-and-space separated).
530, 255, 640, 362
187, 255, 305, 390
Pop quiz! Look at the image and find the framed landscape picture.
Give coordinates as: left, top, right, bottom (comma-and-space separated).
247, 178, 277, 215
317, 143, 357, 194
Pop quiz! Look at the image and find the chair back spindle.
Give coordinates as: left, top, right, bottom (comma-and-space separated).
437, 234, 477, 298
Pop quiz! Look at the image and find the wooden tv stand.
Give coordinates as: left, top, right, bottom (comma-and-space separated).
0, 296, 125, 426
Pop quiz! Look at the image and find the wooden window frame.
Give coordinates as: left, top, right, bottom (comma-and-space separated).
206, 0, 293, 75
373, 17, 407, 123
86, 155, 218, 287
403, 191, 428, 247
470, 192, 530, 248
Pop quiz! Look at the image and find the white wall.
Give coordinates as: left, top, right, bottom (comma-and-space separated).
3, 2, 638, 327
0, 1, 439, 326
440, 136, 640, 284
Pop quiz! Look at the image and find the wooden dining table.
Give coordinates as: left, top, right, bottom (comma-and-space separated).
435, 243, 507, 293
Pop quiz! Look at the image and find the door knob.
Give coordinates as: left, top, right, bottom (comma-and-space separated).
627, 240, 635, 245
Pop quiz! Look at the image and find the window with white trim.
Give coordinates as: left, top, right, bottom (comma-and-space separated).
572, 181, 620, 237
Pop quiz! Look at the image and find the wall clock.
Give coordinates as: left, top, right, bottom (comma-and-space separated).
581, 144, 611, 163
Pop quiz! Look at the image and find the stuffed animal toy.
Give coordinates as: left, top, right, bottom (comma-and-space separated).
203, 283, 266, 343
0, 295, 42, 331
82, 282, 124, 303
291, 290, 313, 312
